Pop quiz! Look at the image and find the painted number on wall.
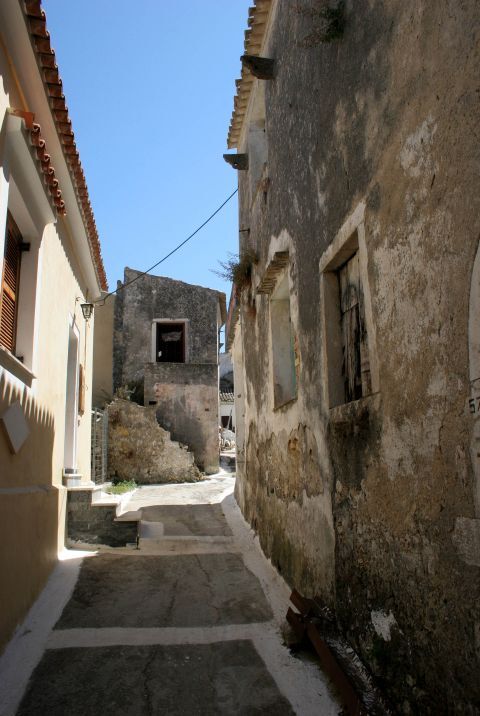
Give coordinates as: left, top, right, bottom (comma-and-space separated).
468, 396, 480, 414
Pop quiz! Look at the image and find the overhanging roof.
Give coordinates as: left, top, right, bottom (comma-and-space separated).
20, 0, 107, 290
227, 0, 273, 149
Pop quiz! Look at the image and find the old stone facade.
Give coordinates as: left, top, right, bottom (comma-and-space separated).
114, 268, 226, 474
226, 0, 480, 712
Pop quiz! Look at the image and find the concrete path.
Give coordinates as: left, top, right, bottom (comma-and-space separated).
0, 473, 340, 715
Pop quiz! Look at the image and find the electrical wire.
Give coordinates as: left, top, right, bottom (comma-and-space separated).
95, 187, 238, 305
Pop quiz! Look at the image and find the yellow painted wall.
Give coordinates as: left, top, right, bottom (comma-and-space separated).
0, 219, 96, 651
92, 295, 115, 407
0, 28, 98, 651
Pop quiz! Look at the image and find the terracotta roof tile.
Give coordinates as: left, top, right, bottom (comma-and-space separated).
227, 0, 273, 149
9, 109, 66, 215
20, 0, 108, 290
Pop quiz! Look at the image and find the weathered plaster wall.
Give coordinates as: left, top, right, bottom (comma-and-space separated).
114, 268, 222, 474
113, 268, 220, 389
233, 0, 480, 711
231, 327, 246, 480
144, 363, 219, 474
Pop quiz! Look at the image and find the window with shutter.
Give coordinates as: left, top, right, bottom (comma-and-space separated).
338, 252, 371, 402
0, 213, 22, 353
319, 205, 379, 409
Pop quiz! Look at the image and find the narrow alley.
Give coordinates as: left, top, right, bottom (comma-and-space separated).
0, 472, 339, 716
2, 0, 480, 711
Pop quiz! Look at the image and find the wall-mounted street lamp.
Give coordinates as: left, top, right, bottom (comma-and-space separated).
80, 303, 94, 321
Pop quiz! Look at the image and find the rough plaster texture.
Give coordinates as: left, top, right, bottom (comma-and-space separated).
231, 0, 480, 711
107, 399, 201, 484
145, 362, 219, 474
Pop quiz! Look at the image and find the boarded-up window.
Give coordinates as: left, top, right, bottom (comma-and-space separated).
156, 322, 185, 363
338, 252, 371, 402
0, 213, 22, 353
271, 273, 297, 408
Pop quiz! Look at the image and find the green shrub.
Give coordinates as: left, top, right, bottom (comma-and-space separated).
213, 249, 258, 292
106, 480, 137, 495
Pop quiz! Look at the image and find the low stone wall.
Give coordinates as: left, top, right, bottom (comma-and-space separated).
107, 399, 202, 483
66, 490, 138, 547
144, 363, 219, 474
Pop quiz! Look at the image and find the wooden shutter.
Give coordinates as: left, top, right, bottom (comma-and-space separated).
0, 214, 22, 352
78, 364, 85, 415
338, 252, 371, 402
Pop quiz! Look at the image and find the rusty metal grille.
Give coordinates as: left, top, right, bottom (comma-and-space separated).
91, 408, 108, 484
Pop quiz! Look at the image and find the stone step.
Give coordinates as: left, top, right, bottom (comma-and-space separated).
137, 538, 239, 555
115, 510, 142, 523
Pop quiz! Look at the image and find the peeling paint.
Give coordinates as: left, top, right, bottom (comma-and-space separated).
399, 115, 437, 179
371, 610, 398, 642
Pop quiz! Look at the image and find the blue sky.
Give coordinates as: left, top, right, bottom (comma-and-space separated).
43, 1, 250, 307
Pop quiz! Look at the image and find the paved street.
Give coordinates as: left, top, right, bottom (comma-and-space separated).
0, 474, 339, 715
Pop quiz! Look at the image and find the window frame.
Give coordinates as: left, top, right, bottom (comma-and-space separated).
0, 211, 23, 354
270, 270, 297, 410
0, 113, 56, 387
319, 202, 379, 411
150, 318, 189, 364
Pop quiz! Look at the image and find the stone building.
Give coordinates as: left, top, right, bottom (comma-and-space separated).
0, 0, 107, 651
113, 267, 226, 474
225, 0, 480, 711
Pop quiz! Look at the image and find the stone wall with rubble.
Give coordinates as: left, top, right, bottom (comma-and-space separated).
231, 0, 480, 711
107, 399, 201, 484
144, 363, 219, 475
112, 268, 223, 474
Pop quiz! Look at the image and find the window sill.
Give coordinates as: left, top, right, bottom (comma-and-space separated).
329, 392, 381, 424
273, 395, 297, 412
0, 346, 35, 387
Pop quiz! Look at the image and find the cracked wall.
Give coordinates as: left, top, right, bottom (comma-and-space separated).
231, 0, 480, 711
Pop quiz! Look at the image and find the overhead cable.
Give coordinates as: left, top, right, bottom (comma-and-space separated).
95, 187, 238, 305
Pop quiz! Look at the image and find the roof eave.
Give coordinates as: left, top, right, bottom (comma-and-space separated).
227, 0, 273, 150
